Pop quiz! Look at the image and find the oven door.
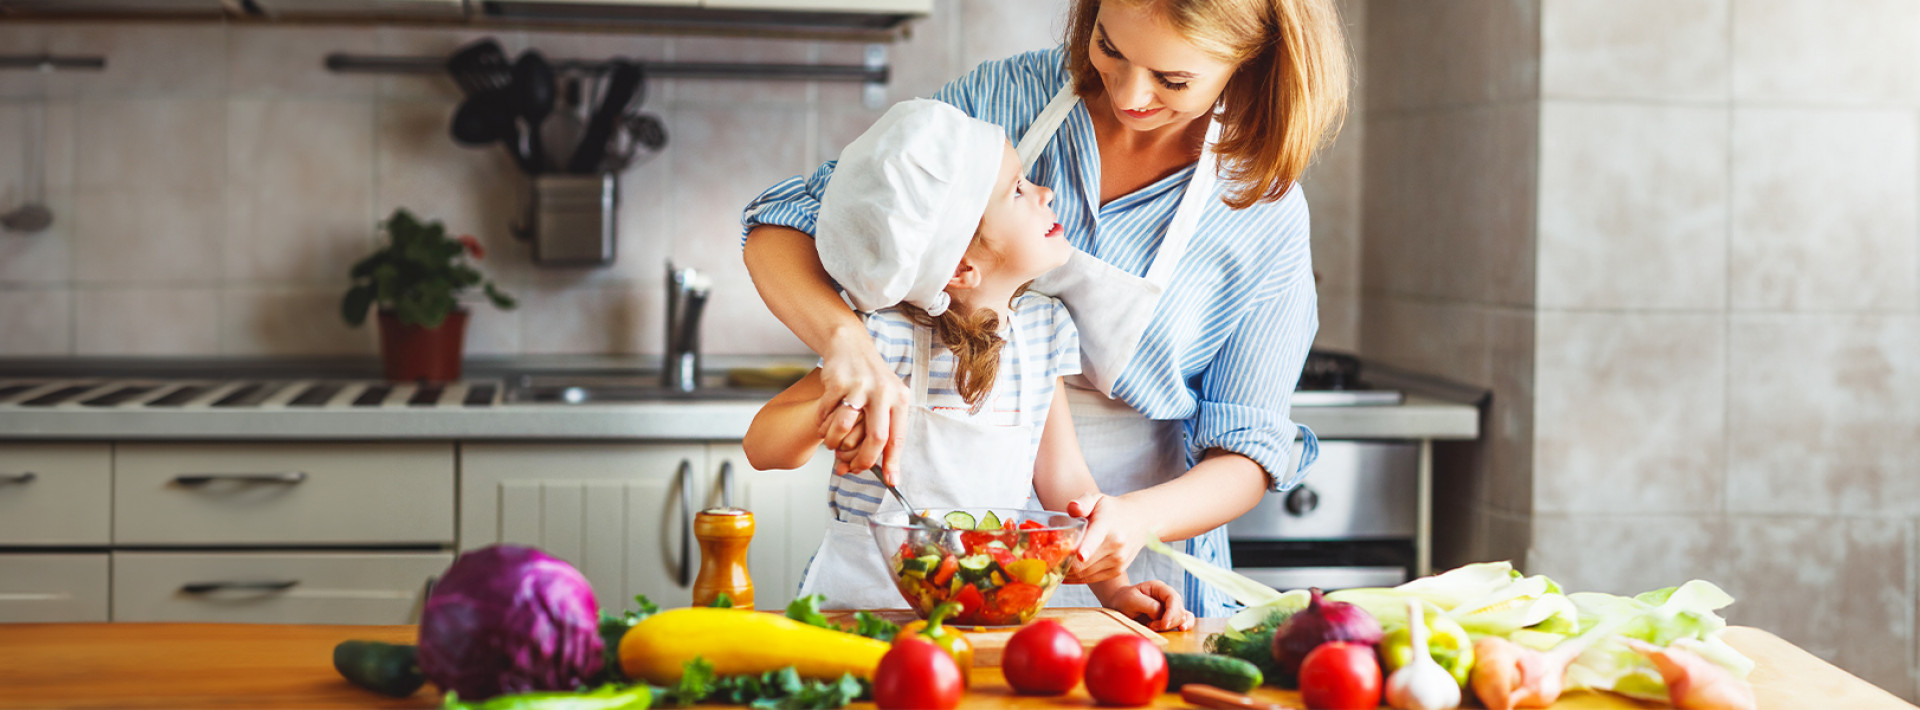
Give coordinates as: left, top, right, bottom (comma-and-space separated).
1227, 441, 1421, 591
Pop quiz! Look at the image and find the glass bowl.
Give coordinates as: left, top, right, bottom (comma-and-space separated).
867, 508, 1086, 626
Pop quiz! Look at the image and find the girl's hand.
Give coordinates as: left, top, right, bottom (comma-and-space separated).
1065, 493, 1152, 584
814, 332, 911, 483
1103, 580, 1195, 632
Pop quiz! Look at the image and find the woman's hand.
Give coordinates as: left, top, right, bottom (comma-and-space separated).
1065, 493, 1155, 585
814, 330, 912, 482
1103, 580, 1195, 632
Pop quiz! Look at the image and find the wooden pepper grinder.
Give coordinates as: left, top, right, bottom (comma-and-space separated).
692, 506, 754, 609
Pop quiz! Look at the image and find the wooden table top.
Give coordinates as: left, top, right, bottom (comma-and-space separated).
0, 618, 1911, 709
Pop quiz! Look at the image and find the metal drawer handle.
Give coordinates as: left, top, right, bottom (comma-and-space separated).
180, 580, 300, 594
677, 459, 693, 589
719, 460, 735, 509
0, 472, 36, 484
173, 471, 308, 486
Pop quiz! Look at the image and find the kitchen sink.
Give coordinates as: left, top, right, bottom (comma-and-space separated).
502, 374, 780, 404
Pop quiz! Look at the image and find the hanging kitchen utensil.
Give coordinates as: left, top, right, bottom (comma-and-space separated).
510, 50, 555, 173
598, 112, 667, 174
445, 38, 512, 97
541, 75, 586, 173
566, 60, 643, 174
1, 99, 52, 234
449, 88, 537, 175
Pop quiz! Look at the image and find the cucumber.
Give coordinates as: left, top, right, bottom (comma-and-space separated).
900, 554, 935, 575
1166, 652, 1264, 693
956, 554, 993, 582
979, 510, 1002, 530
333, 639, 426, 698
943, 510, 976, 529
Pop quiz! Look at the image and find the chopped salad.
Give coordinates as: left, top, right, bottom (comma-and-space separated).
886, 510, 1078, 626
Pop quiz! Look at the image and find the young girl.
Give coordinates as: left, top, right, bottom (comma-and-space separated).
743, 100, 1192, 630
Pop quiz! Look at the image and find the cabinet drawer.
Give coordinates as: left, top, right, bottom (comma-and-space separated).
111, 551, 453, 624
0, 444, 111, 545
0, 553, 109, 622
114, 443, 454, 545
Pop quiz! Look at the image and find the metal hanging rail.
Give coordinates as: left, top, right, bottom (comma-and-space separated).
0, 54, 107, 71
324, 52, 887, 84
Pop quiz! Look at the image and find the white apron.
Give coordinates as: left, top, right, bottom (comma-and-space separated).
1020, 85, 1238, 618
796, 321, 1046, 609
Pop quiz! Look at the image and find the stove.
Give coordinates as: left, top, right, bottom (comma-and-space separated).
1229, 349, 1421, 591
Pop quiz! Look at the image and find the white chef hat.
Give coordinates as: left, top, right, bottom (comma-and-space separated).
817, 99, 1007, 316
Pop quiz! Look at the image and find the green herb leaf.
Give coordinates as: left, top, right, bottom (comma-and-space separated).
439, 683, 652, 710
597, 595, 663, 684
850, 612, 898, 643
784, 594, 836, 630
711, 592, 734, 609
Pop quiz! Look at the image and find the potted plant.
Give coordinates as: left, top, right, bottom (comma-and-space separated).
342, 208, 516, 382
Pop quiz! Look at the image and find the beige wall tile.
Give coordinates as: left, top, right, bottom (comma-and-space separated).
1487, 307, 1536, 515
1529, 513, 1727, 596
1731, 108, 1918, 312
1361, 104, 1536, 306
47, 23, 228, 97
0, 190, 73, 285
1302, 120, 1363, 299
226, 98, 375, 284
959, 0, 1071, 74
1733, 0, 1920, 104
71, 188, 223, 285
74, 287, 219, 355
1314, 294, 1358, 352
0, 100, 75, 203
462, 298, 524, 356
373, 99, 534, 291
1538, 101, 1728, 310
220, 288, 375, 356
75, 98, 226, 192
1365, 0, 1539, 113
0, 288, 71, 355
817, 105, 887, 163
667, 104, 810, 355
670, 36, 813, 106
517, 285, 652, 355
1723, 516, 1914, 699
1360, 297, 1492, 391
1542, 0, 1728, 101
1483, 508, 1532, 568
228, 26, 380, 98
1727, 314, 1920, 516
1534, 312, 1725, 515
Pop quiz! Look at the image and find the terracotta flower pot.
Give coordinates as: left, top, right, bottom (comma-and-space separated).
376, 309, 468, 382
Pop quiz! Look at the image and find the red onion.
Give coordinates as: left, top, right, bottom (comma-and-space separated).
1272, 587, 1383, 680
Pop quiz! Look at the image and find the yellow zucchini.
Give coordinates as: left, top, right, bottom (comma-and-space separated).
618, 607, 892, 684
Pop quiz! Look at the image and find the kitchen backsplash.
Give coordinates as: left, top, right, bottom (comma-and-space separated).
0, 4, 1366, 358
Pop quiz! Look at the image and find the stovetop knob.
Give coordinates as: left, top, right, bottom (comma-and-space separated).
1284, 485, 1319, 516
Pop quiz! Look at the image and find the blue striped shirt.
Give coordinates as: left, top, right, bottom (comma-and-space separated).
745, 46, 1319, 492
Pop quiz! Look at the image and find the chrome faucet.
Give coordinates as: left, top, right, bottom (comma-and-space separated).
664, 261, 710, 393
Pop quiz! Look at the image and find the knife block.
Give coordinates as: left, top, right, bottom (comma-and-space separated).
522, 173, 617, 266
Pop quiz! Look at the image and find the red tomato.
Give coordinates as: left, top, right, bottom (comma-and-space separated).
1001, 619, 1085, 695
953, 583, 985, 618
1297, 641, 1382, 710
1083, 635, 1168, 707
873, 638, 964, 710
932, 555, 958, 587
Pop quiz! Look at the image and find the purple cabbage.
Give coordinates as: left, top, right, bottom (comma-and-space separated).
416, 545, 605, 700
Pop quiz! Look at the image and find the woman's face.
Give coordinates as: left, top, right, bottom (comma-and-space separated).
976, 142, 1071, 282
1087, 2, 1237, 133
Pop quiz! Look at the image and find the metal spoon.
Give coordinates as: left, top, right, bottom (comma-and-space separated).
873, 466, 943, 531
2, 100, 52, 234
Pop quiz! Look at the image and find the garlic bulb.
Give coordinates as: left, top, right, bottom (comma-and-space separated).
1385, 600, 1461, 710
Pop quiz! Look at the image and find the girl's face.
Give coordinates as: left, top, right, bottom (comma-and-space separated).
975, 142, 1071, 282
1087, 2, 1236, 133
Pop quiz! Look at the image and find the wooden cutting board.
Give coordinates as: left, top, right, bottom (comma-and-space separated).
824, 607, 1168, 667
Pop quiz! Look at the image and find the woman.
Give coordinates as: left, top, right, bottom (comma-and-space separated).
741, 0, 1349, 618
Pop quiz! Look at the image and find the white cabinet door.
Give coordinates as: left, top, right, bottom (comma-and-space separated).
0, 444, 110, 545
704, 445, 829, 611
0, 554, 109, 622
460, 443, 712, 613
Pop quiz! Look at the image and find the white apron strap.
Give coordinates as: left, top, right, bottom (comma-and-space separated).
1017, 84, 1080, 173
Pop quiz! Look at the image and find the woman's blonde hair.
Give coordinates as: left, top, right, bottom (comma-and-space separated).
1065, 0, 1351, 210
